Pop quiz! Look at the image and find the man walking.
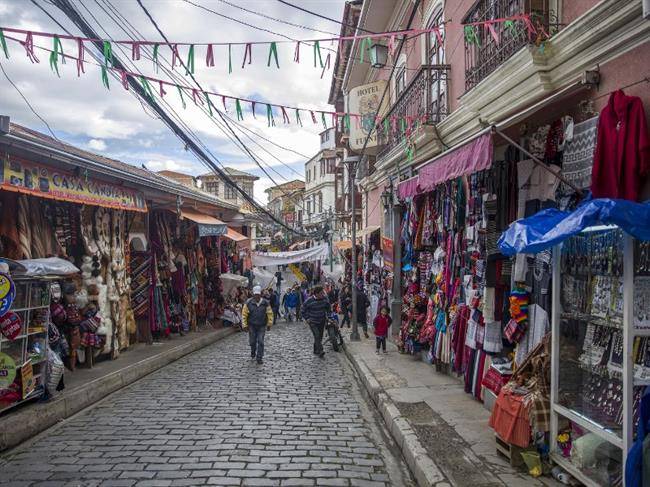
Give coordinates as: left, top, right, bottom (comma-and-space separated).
242, 286, 273, 364
268, 288, 280, 326
274, 269, 284, 295
302, 286, 331, 358
357, 284, 371, 338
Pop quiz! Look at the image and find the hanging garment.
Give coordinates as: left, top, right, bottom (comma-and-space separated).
591, 90, 650, 201
560, 116, 598, 194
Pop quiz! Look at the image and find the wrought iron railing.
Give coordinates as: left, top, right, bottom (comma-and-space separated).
377, 64, 450, 158
463, 0, 552, 91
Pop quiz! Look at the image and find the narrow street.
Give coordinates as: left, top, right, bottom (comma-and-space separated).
0, 320, 412, 487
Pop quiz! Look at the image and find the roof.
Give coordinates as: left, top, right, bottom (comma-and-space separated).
199, 166, 259, 180
156, 170, 195, 179
265, 180, 305, 193
4, 123, 238, 211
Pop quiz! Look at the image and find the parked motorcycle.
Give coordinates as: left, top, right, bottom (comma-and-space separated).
325, 313, 345, 352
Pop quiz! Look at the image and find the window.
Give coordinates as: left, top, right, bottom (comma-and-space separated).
318, 193, 323, 213
320, 131, 329, 143
205, 181, 219, 196
427, 6, 447, 121
395, 63, 406, 97
224, 184, 237, 200
320, 159, 325, 177
243, 183, 254, 195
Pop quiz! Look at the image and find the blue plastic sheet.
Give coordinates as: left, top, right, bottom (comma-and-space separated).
498, 198, 650, 256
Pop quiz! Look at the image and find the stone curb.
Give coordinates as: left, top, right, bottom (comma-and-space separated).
344, 345, 448, 487
0, 327, 237, 452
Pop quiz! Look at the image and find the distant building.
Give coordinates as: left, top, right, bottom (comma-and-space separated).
156, 170, 199, 188
265, 180, 306, 228
198, 167, 259, 211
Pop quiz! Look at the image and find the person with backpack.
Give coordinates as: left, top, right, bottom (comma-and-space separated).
302, 286, 331, 358
242, 286, 273, 364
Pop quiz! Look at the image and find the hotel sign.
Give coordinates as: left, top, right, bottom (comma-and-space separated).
347, 80, 388, 153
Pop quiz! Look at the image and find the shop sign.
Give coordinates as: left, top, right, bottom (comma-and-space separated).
0, 272, 15, 316
1, 157, 147, 213
0, 352, 16, 389
382, 237, 394, 272
20, 360, 34, 399
198, 223, 227, 237
0, 312, 22, 341
347, 80, 388, 152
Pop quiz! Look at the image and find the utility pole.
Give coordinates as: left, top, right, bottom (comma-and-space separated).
345, 156, 361, 341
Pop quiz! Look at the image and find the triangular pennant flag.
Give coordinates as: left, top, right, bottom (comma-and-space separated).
267, 42, 279, 68
242, 43, 252, 69
321, 112, 327, 129
186, 44, 195, 75
504, 20, 517, 36
222, 95, 228, 112
131, 41, 141, 61
191, 89, 199, 105
310, 111, 317, 124
152, 44, 159, 72
522, 15, 537, 40
281, 106, 290, 124
320, 52, 331, 79
140, 76, 155, 99
228, 44, 232, 74
159, 80, 167, 97
49, 36, 64, 77
171, 44, 180, 69
387, 35, 396, 57
76, 38, 85, 76
293, 41, 300, 63
359, 37, 372, 64
206, 44, 215, 67
177, 85, 186, 109
101, 67, 110, 90
236, 99, 244, 121
295, 109, 302, 126
102, 40, 112, 67
463, 25, 480, 46
485, 23, 499, 45
0, 29, 9, 59
251, 101, 257, 118
344, 114, 351, 132
266, 104, 275, 127
313, 40, 323, 68
23, 32, 39, 63
120, 70, 129, 90
205, 92, 213, 116
434, 27, 444, 49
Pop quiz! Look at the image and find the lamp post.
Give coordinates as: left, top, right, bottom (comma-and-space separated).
381, 184, 402, 336
344, 155, 361, 341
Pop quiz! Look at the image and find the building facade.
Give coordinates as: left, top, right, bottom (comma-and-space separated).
340, 0, 650, 237
265, 179, 306, 229
198, 167, 259, 211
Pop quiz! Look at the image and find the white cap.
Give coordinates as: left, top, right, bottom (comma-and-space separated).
253, 285, 262, 295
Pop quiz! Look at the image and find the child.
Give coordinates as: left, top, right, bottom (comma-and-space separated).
373, 306, 391, 354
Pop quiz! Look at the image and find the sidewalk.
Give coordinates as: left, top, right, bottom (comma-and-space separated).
344, 334, 560, 487
0, 326, 236, 452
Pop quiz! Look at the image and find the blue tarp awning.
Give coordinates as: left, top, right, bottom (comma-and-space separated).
498, 198, 650, 256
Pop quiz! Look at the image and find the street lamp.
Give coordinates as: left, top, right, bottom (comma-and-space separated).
343, 155, 361, 341
370, 43, 388, 69
380, 186, 392, 210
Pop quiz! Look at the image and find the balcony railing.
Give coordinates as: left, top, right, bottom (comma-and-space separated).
378, 64, 450, 158
463, 0, 551, 91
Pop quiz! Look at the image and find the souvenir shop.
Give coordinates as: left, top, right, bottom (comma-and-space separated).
0, 130, 235, 413
361, 228, 391, 325
395, 85, 650, 484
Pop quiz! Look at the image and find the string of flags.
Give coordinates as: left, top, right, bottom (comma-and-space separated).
462, 14, 550, 47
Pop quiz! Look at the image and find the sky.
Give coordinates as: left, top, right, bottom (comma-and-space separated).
0, 0, 347, 204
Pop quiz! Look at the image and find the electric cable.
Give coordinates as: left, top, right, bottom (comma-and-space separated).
276, 0, 376, 34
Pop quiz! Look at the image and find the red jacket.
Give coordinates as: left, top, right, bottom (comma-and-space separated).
591, 90, 650, 201
373, 315, 392, 337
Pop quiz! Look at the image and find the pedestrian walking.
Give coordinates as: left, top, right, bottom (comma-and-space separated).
268, 288, 280, 326
274, 269, 284, 294
302, 286, 331, 358
373, 306, 391, 354
284, 286, 299, 322
242, 286, 273, 364
339, 285, 352, 328
357, 284, 371, 338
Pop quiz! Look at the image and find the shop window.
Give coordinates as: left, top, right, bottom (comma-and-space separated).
224, 184, 237, 200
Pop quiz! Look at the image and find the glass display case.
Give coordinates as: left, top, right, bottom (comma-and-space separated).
550, 226, 649, 486
0, 277, 51, 413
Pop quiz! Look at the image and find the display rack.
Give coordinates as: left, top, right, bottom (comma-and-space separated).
0, 277, 51, 413
550, 225, 648, 487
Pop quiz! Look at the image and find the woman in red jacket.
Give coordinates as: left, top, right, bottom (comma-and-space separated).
373, 306, 392, 354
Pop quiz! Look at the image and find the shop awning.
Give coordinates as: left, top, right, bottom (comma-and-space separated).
498, 198, 650, 256
289, 240, 308, 250
181, 209, 227, 237
397, 176, 419, 200
418, 133, 493, 193
223, 227, 248, 243
357, 225, 380, 238
334, 240, 352, 250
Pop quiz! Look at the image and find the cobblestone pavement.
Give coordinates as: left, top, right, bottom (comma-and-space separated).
0, 321, 411, 487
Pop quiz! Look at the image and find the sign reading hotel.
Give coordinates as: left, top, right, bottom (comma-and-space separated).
347, 80, 388, 152
1, 157, 147, 212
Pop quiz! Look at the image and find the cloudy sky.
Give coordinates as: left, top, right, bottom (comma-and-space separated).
0, 0, 346, 204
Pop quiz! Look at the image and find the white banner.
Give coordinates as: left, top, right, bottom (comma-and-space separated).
252, 244, 329, 267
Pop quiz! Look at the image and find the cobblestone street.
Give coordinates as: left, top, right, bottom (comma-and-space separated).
0, 321, 411, 487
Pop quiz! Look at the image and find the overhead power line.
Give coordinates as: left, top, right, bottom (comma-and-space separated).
276, 0, 376, 35
48, 0, 312, 237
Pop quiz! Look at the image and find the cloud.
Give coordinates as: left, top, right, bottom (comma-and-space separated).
87, 139, 107, 151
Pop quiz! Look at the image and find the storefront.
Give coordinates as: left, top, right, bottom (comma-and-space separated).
394, 75, 650, 483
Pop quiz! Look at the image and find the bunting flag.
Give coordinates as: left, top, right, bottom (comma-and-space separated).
313, 40, 323, 68
185, 44, 195, 75
205, 92, 213, 116
152, 43, 159, 72
140, 76, 155, 100
235, 98, 243, 120
0, 29, 9, 59
267, 41, 279, 68
49, 35, 64, 76
358, 36, 372, 65
102, 40, 112, 67
463, 14, 549, 45
293, 41, 300, 63
266, 104, 275, 127
295, 109, 302, 126
76, 38, 84, 76
228, 43, 232, 74
23, 31, 39, 63
177, 85, 186, 109
205, 43, 214, 67
120, 70, 129, 90
242, 42, 252, 69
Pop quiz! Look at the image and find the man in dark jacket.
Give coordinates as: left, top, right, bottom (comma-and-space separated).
242, 286, 273, 364
339, 285, 352, 328
357, 285, 370, 338
302, 286, 331, 357
274, 270, 284, 294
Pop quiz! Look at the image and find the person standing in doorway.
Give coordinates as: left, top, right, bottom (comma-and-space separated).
302, 286, 331, 358
242, 286, 273, 364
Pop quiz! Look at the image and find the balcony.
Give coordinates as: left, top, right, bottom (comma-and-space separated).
378, 64, 450, 159
463, 0, 552, 91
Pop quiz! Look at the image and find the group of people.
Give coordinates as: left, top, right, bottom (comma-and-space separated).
241, 270, 393, 365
